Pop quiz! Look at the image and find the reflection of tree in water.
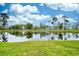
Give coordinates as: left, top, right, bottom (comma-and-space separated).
11, 31, 21, 36
50, 33, 64, 40
68, 33, 70, 38
75, 33, 78, 38
26, 32, 33, 39
51, 37, 54, 40
64, 33, 67, 40
2, 33, 7, 42
34, 32, 39, 35
40, 32, 47, 38
74, 33, 78, 38
9, 31, 24, 36
51, 33, 55, 40
58, 33, 63, 40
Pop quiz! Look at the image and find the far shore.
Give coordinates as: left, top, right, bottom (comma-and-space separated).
0, 29, 79, 33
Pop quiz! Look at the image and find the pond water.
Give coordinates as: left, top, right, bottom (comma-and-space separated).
0, 31, 79, 42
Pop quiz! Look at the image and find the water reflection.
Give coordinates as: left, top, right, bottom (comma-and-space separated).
40, 32, 48, 38
2, 33, 8, 42
26, 32, 33, 38
0, 32, 79, 42
58, 33, 63, 40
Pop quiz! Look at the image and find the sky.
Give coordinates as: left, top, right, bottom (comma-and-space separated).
0, 3, 79, 27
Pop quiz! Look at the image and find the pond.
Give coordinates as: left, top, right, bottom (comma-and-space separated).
0, 31, 79, 42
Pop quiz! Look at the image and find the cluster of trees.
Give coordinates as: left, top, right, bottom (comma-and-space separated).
50, 16, 69, 30
0, 13, 34, 30
0, 13, 79, 30
0, 13, 9, 29
9, 23, 49, 30
50, 15, 79, 30
0, 13, 49, 30
0, 13, 9, 27
34, 24, 49, 30
9, 23, 33, 29
0, 13, 9, 42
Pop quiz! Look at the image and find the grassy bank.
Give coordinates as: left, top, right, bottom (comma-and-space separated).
0, 29, 79, 33
0, 40, 79, 56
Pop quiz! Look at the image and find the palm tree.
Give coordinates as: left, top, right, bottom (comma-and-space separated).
52, 17, 58, 23
48, 19, 52, 30
51, 17, 58, 30
0, 13, 9, 42
50, 15, 69, 30
62, 15, 69, 30
0, 13, 9, 28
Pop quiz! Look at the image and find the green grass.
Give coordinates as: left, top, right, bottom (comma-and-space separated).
0, 40, 79, 56
0, 29, 79, 33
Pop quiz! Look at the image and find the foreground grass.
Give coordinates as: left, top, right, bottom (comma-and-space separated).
0, 40, 79, 56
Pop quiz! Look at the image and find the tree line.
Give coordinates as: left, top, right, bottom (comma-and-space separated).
0, 13, 79, 30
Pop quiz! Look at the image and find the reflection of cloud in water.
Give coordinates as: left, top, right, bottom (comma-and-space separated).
32, 34, 51, 40
0, 32, 79, 42
7, 33, 30, 42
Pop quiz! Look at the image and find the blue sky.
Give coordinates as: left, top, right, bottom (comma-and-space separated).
0, 3, 79, 26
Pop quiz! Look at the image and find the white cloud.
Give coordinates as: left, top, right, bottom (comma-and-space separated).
10, 4, 23, 14
16, 15, 33, 23
9, 4, 51, 26
0, 3, 5, 6
10, 4, 39, 14
7, 13, 51, 26
26, 14, 51, 21
67, 18, 77, 23
47, 14, 78, 27
55, 14, 64, 23
2, 9, 8, 13
46, 23, 52, 26
54, 14, 77, 24
7, 15, 34, 27
39, 3, 44, 6
23, 5, 39, 13
45, 3, 79, 12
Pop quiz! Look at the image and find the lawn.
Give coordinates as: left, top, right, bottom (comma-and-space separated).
0, 40, 79, 56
